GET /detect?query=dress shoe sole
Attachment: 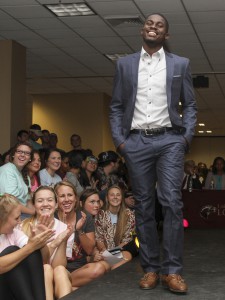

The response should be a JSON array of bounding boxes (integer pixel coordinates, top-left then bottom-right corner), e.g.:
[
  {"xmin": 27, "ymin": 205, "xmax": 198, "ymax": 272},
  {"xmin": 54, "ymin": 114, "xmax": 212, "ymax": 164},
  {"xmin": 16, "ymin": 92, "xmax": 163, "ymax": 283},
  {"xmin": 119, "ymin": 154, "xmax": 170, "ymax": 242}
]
[{"xmin": 162, "ymin": 282, "xmax": 187, "ymax": 293}]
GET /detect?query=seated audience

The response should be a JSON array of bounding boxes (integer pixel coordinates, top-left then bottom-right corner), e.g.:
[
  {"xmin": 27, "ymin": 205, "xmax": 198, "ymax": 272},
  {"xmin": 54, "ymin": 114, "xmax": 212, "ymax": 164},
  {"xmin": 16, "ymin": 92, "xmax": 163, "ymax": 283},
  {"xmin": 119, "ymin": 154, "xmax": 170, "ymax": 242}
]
[
  {"xmin": 39, "ymin": 148, "xmax": 62, "ymax": 187},
  {"xmin": 54, "ymin": 181, "xmax": 108, "ymax": 289},
  {"xmin": 28, "ymin": 124, "xmax": 43, "ymax": 150},
  {"xmin": 0, "ymin": 142, "xmax": 35, "ymax": 217},
  {"xmin": 95, "ymin": 185, "xmax": 137, "ymax": 269},
  {"xmin": 204, "ymin": 156, "xmax": 225, "ymax": 189},
  {"xmin": 21, "ymin": 186, "xmax": 74, "ymax": 300},
  {"xmin": 25, "ymin": 150, "xmax": 41, "ymax": 193},
  {"xmin": 79, "ymin": 155, "xmax": 98, "ymax": 189},
  {"xmin": 182, "ymin": 160, "xmax": 202, "ymax": 190},
  {"xmin": 0, "ymin": 193, "xmax": 54, "ymax": 300}
]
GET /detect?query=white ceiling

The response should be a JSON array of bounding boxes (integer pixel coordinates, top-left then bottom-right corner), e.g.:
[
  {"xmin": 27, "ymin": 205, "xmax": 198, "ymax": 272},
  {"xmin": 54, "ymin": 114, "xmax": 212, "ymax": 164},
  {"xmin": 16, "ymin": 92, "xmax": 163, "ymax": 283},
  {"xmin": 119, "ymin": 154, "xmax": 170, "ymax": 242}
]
[{"xmin": 0, "ymin": 0, "xmax": 225, "ymax": 136}]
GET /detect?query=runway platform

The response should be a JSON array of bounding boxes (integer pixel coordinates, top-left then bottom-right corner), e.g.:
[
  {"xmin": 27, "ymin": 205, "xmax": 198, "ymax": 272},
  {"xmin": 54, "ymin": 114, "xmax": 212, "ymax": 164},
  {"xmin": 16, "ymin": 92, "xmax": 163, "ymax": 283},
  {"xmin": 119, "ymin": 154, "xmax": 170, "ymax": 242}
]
[{"xmin": 61, "ymin": 229, "xmax": 225, "ymax": 300}]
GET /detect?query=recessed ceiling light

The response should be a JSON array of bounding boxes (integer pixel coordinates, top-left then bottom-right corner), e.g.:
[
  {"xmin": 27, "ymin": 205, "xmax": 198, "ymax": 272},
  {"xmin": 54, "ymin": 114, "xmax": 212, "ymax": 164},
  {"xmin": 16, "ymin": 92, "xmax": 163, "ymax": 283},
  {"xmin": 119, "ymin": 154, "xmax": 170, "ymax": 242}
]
[
  {"xmin": 105, "ymin": 53, "xmax": 128, "ymax": 62},
  {"xmin": 44, "ymin": 3, "xmax": 95, "ymax": 17},
  {"xmin": 198, "ymin": 131, "xmax": 204, "ymax": 133},
  {"xmin": 206, "ymin": 130, "xmax": 212, "ymax": 133},
  {"xmin": 198, "ymin": 123, "xmax": 205, "ymax": 126}
]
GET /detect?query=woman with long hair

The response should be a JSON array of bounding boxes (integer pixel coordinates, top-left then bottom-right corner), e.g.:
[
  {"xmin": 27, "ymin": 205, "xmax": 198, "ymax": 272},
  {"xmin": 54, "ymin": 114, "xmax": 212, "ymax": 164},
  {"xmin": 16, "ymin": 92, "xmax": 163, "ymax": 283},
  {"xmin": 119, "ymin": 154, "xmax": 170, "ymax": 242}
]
[
  {"xmin": 95, "ymin": 185, "xmax": 136, "ymax": 269},
  {"xmin": 79, "ymin": 188, "xmax": 110, "ymax": 270},
  {"xmin": 80, "ymin": 188, "xmax": 102, "ymax": 216},
  {"xmin": 204, "ymin": 156, "xmax": 225, "ymax": 189},
  {"xmin": 0, "ymin": 142, "xmax": 35, "ymax": 217},
  {"xmin": 21, "ymin": 186, "xmax": 74, "ymax": 300},
  {"xmin": 79, "ymin": 156, "xmax": 98, "ymax": 189},
  {"xmin": 26, "ymin": 150, "xmax": 41, "ymax": 192},
  {"xmin": 39, "ymin": 148, "xmax": 62, "ymax": 187},
  {"xmin": 54, "ymin": 181, "xmax": 108, "ymax": 289},
  {"xmin": 0, "ymin": 193, "xmax": 54, "ymax": 300}
]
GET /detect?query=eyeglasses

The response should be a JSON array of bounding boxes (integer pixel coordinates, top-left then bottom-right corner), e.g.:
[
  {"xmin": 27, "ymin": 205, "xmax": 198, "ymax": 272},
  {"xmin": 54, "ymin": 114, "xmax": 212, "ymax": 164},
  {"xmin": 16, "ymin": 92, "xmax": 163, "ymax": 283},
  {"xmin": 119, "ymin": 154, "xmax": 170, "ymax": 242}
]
[
  {"xmin": 16, "ymin": 150, "xmax": 31, "ymax": 156},
  {"xmin": 86, "ymin": 157, "xmax": 98, "ymax": 164}
]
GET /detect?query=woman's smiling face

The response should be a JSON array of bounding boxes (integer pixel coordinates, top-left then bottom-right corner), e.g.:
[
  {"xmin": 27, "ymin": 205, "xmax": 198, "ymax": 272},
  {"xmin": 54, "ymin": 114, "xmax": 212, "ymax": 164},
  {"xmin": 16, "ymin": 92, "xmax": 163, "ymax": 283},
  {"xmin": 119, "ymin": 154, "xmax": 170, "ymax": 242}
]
[
  {"xmin": 56, "ymin": 185, "xmax": 77, "ymax": 214},
  {"xmin": 34, "ymin": 189, "xmax": 57, "ymax": 218},
  {"xmin": 27, "ymin": 152, "xmax": 41, "ymax": 174},
  {"xmin": 46, "ymin": 151, "xmax": 61, "ymax": 172},
  {"xmin": 107, "ymin": 187, "xmax": 122, "ymax": 209},
  {"xmin": 83, "ymin": 193, "xmax": 101, "ymax": 216},
  {"xmin": 13, "ymin": 145, "xmax": 32, "ymax": 170}
]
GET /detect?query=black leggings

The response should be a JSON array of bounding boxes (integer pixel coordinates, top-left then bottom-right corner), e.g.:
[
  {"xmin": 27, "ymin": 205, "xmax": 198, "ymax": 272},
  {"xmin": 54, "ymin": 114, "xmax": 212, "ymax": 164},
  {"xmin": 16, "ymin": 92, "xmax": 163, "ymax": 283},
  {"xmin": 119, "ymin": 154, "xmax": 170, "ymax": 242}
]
[{"xmin": 0, "ymin": 246, "xmax": 46, "ymax": 300}]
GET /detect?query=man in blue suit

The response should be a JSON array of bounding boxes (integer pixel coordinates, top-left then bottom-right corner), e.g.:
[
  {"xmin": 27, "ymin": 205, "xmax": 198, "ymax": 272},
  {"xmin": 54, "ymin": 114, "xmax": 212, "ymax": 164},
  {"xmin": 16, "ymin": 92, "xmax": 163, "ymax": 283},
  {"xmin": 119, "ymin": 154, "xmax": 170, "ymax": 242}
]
[{"xmin": 110, "ymin": 13, "xmax": 197, "ymax": 294}]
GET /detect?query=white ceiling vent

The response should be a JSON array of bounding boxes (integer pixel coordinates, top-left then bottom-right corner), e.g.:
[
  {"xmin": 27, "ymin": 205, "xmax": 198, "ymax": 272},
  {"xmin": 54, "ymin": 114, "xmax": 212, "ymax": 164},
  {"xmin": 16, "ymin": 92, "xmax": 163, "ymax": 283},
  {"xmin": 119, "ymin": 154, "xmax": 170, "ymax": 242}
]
[{"xmin": 105, "ymin": 15, "xmax": 144, "ymax": 27}]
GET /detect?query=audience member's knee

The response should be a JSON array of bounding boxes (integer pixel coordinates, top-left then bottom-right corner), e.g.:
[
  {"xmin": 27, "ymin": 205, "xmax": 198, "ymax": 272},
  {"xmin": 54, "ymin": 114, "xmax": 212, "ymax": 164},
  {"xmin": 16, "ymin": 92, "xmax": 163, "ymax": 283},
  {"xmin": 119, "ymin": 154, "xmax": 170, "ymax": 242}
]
[
  {"xmin": 53, "ymin": 265, "xmax": 68, "ymax": 279},
  {"xmin": 90, "ymin": 262, "xmax": 106, "ymax": 279},
  {"xmin": 122, "ymin": 251, "xmax": 132, "ymax": 262}
]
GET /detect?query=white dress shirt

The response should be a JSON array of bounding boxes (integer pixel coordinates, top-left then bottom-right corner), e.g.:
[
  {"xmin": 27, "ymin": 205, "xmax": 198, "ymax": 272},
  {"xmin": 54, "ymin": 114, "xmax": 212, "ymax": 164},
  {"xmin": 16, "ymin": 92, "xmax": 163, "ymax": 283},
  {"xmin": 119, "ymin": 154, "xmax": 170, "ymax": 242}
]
[{"xmin": 131, "ymin": 47, "xmax": 172, "ymax": 129}]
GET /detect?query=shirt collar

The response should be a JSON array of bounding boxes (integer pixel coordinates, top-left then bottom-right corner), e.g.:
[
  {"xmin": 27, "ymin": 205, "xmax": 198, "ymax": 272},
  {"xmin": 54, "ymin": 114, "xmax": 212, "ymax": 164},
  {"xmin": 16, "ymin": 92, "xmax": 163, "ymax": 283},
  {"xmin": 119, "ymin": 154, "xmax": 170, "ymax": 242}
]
[{"xmin": 141, "ymin": 46, "xmax": 165, "ymax": 60}]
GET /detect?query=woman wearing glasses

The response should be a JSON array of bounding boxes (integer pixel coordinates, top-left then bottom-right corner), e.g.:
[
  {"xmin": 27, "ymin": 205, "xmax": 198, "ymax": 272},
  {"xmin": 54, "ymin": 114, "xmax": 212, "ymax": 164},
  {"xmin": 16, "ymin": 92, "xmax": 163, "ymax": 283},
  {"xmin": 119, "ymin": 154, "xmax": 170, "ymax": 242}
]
[
  {"xmin": 0, "ymin": 142, "xmax": 35, "ymax": 217},
  {"xmin": 79, "ymin": 155, "xmax": 99, "ymax": 190}
]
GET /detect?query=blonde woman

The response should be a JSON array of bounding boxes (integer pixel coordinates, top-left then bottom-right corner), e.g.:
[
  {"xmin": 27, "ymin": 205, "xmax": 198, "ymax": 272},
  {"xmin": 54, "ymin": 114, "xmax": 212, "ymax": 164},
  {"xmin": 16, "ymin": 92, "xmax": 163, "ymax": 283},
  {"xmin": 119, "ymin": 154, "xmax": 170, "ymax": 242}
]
[
  {"xmin": 21, "ymin": 186, "xmax": 74, "ymax": 300},
  {"xmin": 0, "ymin": 193, "xmax": 54, "ymax": 300},
  {"xmin": 54, "ymin": 181, "xmax": 108, "ymax": 289}
]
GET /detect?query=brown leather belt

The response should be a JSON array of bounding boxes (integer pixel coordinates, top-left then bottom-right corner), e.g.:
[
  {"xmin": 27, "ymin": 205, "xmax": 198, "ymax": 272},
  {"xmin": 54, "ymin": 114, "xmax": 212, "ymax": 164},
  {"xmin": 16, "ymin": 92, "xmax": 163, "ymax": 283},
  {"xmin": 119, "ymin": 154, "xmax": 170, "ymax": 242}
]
[{"xmin": 130, "ymin": 127, "xmax": 173, "ymax": 136}]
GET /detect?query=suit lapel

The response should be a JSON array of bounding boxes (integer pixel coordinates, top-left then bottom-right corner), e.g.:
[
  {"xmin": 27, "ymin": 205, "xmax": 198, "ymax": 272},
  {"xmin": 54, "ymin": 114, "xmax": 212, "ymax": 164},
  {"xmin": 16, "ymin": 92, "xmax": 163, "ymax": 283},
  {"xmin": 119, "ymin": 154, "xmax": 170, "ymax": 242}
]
[
  {"xmin": 166, "ymin": 52, "xmax": 174, "ymax": 109},
  {"xmin": 131, "ymin": 52, "xmax": 140, "ymax": 99}
]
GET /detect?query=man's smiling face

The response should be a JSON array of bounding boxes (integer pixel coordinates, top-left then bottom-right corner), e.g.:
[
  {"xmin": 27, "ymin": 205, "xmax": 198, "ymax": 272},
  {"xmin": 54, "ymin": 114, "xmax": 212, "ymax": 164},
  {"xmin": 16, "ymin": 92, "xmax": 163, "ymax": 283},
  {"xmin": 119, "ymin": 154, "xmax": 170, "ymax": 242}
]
[{"xmin": 141, "ymin": 14, "xmax": 169, "ymax": 47}]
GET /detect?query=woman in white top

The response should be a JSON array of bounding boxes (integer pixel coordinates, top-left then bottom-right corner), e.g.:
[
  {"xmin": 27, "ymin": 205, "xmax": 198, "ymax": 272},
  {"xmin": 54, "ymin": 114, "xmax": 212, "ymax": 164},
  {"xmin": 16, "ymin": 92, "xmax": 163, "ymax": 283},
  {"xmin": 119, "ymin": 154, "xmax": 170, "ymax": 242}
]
[
  {"xmin": 0, "ymin": 193, "xmax": 54, "ymax": 300},
  {"xmin": 39, "ymin": 148, "xmax": 62, "ymax": 187},
  {"xmin": 21, "ymin": 186, "xmax": 74, "ymax": 300}
]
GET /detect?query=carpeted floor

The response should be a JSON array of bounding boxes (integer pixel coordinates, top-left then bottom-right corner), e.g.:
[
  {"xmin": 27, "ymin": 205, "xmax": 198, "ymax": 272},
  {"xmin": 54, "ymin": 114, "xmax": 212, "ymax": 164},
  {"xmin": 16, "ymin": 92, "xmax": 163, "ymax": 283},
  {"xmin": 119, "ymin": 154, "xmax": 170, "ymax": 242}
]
[{"xmin": 60, "ymin": 229, "xmax": 225, "ymax": 300}]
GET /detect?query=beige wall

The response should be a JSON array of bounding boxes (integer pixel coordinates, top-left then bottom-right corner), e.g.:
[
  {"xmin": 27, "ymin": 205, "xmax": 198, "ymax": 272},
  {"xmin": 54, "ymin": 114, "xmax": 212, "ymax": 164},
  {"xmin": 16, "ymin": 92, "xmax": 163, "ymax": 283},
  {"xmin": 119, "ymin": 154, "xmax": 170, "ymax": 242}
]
[
  {"xmin": 32, "ymin": 93, "xmax": 115, "ymax": 156},
  {"xmin": 186, "ymin": 136, "xmax": 225, "ymax": 167},
  {"xmin": 0, "ymin": 40, "xmax": 26, "ymax": 153}
]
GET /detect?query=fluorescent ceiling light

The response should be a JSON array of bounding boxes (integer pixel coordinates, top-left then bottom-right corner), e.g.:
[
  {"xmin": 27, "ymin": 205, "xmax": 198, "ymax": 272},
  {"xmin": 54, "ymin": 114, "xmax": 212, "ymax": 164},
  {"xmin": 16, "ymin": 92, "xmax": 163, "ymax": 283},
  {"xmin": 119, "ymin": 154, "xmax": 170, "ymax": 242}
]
[
  {"xmin": 198, "ymin": 131, "xmax": 204, "ymax": 133},
  {"xmin": 198, "ymin": 123, "xmax": 205, "ymax": 126},
  {"xmin": 105, "ymin": 53, "xmax": 128, "ymax": 62},
  {"xmin": 45, "ymin": 3, "xmax": 95, "ymax": 17},
  {"xmin": 105, "ymin": 15, "xmax": 144, "ymax": 27},
  {"xmin": 206, "ymin": 130, "xmax": 212, "ymax": 133}
]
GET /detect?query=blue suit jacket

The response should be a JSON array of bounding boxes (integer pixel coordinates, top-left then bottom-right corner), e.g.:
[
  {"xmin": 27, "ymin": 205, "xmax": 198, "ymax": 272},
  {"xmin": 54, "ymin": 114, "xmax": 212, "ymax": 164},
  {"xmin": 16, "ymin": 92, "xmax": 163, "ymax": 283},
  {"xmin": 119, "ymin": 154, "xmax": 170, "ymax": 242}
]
[{"xmin": 109, "ymin": 51, "xmax": 197, "ymax": 149}]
